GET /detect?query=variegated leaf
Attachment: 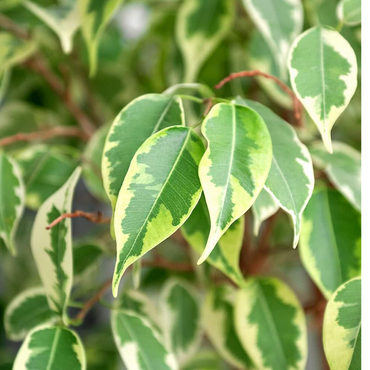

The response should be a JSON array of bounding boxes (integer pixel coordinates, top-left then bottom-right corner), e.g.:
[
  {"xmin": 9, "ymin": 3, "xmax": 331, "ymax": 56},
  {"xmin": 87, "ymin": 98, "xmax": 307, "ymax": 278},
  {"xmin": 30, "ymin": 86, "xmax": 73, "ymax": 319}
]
[
  {"xmin": 161, "ymin": 279, "xmax": 202, "ymax": 366},
  {"xmin": 24, "ymin": 0, "xmax": 80, "ymax": 54},
  {"xmin": 176, "ymin": 0, "xmax": 234, "ymax": 82},
  {"xmin": 338, "ymin": 0, "xmax": 361, "ymax": 26},
  {"xmin": 182, "ymin": 195, "xmax": 245, "ymax": 285},
  {"xmin": 198, "ymin": 103, "xmax": 272, "ymax": 264},
  {"xmin": 111, "ymin": 310, "xmax": 178, "ymax": 370},
  {"xmin": 242, "ymin": 0, "xmax": 303, "ymax": 80},
  {"xmin": 237, "ymin": 99, "xmax": 315, "ymax": 247},
  {"xmin": 4, "ymin": 287, "xmax": 56, "ymax": 341},
  {"xmin": 73, "ymin": 243, "xmax": 103, "ymax": 281},
  {"xmin": 112, "ymin": 127, "xmax": 204, "ymax": 297},
  {"xmin": 102, "ymin": 94, "xmax": 185, "ymax": 217},
  {"xmin": 252, "ymin": 188, "xmax": 279, "ymax": 236},
  {"xmin": 203, "ymin": 285, "xmax": 254, "ymax": 370},
  {"xmin": 80, "ymin": 0, "xmax": 121, "ymax": 76},
  {"xmin": 235, "ymin": 277, "xmax": 308, "ymax": 370},
  {"xmin": 31, "ymin": 167, "xmax": 81, "ymax": 321},
  {"xmin": 310, "ymin": 141, "xmax": 361, "ymax": 211},
  {"xmin": 299, "ymin": 189, "xmax": 361, "ymax": 299},
  {"xmin": 323, "ymin": 277, "xmax": 361, "ymax": 370},
  {"xmin": 13, "ymin": 325, "xmax": 86, "ymax": 370},
  {"xmin": 0, "ymin": 152, "xmax": 25, "ymax": 255},
  {"xmin": 288, "ymin": 27, "xmax": 358, "ymax": 153}
]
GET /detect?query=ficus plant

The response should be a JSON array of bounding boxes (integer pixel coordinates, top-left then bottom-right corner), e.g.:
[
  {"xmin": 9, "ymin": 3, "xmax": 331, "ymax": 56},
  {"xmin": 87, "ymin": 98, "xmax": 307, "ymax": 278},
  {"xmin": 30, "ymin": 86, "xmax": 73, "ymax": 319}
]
[{"xmin": 0, "ymin": 0, "xmax": 361, "ymax": 369}]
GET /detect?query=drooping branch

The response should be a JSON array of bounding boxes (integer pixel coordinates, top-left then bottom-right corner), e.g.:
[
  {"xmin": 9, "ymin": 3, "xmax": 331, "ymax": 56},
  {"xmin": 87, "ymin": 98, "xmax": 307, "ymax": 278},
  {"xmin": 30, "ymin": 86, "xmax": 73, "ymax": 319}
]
[
  {"xmin": 0, "ymin": 127, "xmax": 88, "ymax": 147},
  {"xmin": 215, "ymin": 70, "xmax": 303, "ymax": 126}
]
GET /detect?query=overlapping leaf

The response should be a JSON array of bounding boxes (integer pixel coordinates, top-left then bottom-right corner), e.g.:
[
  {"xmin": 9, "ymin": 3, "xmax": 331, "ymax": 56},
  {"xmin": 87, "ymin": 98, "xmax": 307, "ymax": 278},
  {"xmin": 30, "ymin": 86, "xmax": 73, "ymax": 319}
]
[
  {"xmin": 31, "ymin": 167, "xmax": 81, "ymax": 321},
  {"xmin": 235, "ymin": 277, "xmax": 307, "ymax": 370},
  {"xmin": 4, "ymin": 287, "xmax": 56, "ymax": 341},
  {"xmin": 13, "ymin": 325, "xmax": 86, "ymax": 370},
  {"xmin": 237, "ymin": 99, "xmax": 314, "ymax": 247},
  {"xmin": 0, "ymin": 152, "xmax": 25, "ymax": 255},
  {"xmin": 111, "ymin": 310, "xmax": 177, "ymax": 370},
  {"xmin": 176, "ymin": 0, "xmax": 234, "ymax": 82},
  {"xmin": 338, "ymin": 0, "xmax": 361, "ymax": 26},
  {"xmin": 288, "ymin": 27, "xmax": 358, "ymax": 153},
  {"xmin": 73, "ymin": 243, "xmax": 103, "ymax": 280},
  {"xmin": 323, "ymin": 277, "xmax": 361, "ymax": 370},
  {"xmin": 198, "ymin": 103, "xmax": 272, "ymax": 263},
  {"xmin": 112, "ymin": 127, "xmax": 204, "ymax": 297},
  {"xmin": 182, "ymin": 195, "xmax": 245, "ymax": 285},
  {"xmin": 300, "ymin": 189, "xmax": 361, "ymax": 299},
  {"xmin": 310, "ymin": 141, "xmax": 361, "ymax": 211},
  {"xmin": 203, "ymin": 285, "xmax": 254, "ymax": 370}
]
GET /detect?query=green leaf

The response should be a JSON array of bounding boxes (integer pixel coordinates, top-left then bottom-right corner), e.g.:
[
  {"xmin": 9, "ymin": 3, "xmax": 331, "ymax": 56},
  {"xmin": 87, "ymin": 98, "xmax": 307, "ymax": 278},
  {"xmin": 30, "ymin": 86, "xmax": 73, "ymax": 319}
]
[
  {"xmin": 13, "ymin": 325, "xmax": 86, "ymax": 370},
  {"xmin": 4, "ymin": 287, "xmax": 56, "ymax": 341},
  {"xmin": 111, "ymin": 310, "xmax": 177, "ymax": 370},
  {"xmin": 310, "ymin": 141, "xmax": 361, "ymax": 211},
  {"xmin": 323, "ymin": 277, "xmax": 361, "ymax": 370},
  {"xmin": 31, "ymin": 167, "xmax": 81, "ymax": 322},
  {"xmin": 198, "ymin": 103, "xmax": 272, "ymax": 264},
  {"xmin": 176, "ymin": 0, "xmax": 234, "ymax": 82},
  {"xmin": 102, "ymin": 94, "xmax": 185, "ymax": 217},
  {"xmin": 80, "ymin": 0, "xmax": 121, "ymax": 76},
  {"xmin": 288, "ymin": 27, "xmax": 358, "ymax": 153},
  {"xmin": 73, "ymin": 243, "xmax": 103, "ymax": 280},
  {"xmin": 0, "ymin": 68, "xmax": 11, "ymax": 103},
  {"xmin": 338, "ymin": 0, "xmax": 361, "ymax": 26},
  {"xmin": 0, "ymin": 32, "xmax": 36, "ymax": 76},
  {"xmin": 237, "ymin": 99, "xmax": 315, "ymax": 247},
  {"xmin": 15, "ymin": 144, "xmax": 79, "ymax": 210},
  {"xmin": 182, "ymin": 195, "xmax": 245, "ymax": 285},
  {"xmin": 0, "ymin": 152, "xmax": 25, "ymax": 255},
  {"xmin": 305, "ymin": 0, "xmax": 338, "ymax": 27},
  {"xmin": 252, "ymin": 188, "xmax": 279, "ymax": 236},
  {"xmin": 235, "ymin": 277, "xmax": 307, "ymax": 370},
  {"xmin": 112, "ymin": 126, "xmax": 205, "ymax": 297},
  {"xmin": 163, "ymin": 83, "xmax": 215, "ymax": 99},
  {"xmin": 24, "ymin": 0, "xmax": 80, "ymax": 54},
  {"xmin": 161, "ymin": 279, "xmax": 202, "ymax": 366},
  {"xmin": 82, "ymin": 124, "xmax": 110, "ymax": 203},
  {"xmin": 299, "ymin": 188, "xmax": 361, "ymax": 299},
  {"xmin": 203, "ymin": 285, "xmax": 255, "ymax": 370},
  {"xmin": 242, "ymin": 0, "xmax": 303, "ymax": 79}
]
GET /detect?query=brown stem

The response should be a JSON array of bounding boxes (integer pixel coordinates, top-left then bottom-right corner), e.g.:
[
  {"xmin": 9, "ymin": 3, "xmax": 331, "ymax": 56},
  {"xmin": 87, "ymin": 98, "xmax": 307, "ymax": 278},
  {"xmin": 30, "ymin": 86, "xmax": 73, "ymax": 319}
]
[
  {"xmin": 215, "ymin": 70, "xmax": 303, "ymax": 126},
  {"xmin": 45, "ymin": 211, "xmax": 111, "ymax": 230},
  {"xmin": 0, "ymin": 13, "xmax": 29, "ymax": 40},
  {"xmin": 0, "ymin": 127, "xmax": 88, "ymax": 147}
]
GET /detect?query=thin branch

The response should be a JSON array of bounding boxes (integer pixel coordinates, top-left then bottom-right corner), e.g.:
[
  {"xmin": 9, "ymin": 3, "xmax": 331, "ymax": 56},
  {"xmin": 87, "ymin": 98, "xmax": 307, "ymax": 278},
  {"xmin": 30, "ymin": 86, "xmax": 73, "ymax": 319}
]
[
  {"xmin": 0, "ymin": 127, "xmax": 88, "ymax": 147},
  {"xmin": 215, "ymin": 70, "xmax": 304, "ymax": 126},
  {"xmin": 0, "ymin": 12, "xmax": 29, "ymax": 40},
  {"xmin": 45, "ymin": 211, "xmax": 111, "ymax": 230}
]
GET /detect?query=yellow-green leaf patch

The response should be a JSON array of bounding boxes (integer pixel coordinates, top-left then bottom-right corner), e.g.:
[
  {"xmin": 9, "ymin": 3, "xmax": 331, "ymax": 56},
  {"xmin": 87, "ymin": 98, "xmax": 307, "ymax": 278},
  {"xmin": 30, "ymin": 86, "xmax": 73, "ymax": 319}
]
[{"xmin": 337, "ymin": 0, "xmax": 361, "ymax": 26}]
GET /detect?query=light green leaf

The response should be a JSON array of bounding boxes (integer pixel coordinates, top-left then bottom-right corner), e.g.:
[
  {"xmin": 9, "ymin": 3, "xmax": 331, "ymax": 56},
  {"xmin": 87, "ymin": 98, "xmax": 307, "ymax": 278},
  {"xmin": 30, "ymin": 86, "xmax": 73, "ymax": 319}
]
[
  {"xmin": 235, "ymin": 277, "xmax": 308, "ymax": 370},
  {"xmin": 31, "ymin": 167, "xmax": 81, "ymax": 322},
  {"xmin": 15, "ymin": 144, "xmax": 79, "ymax": 210},
  {"xmin": 310, "ymin": 141, "xmax": 361, "ymax": 211},
  {"xmin": 338, "ymin": 0, "xmax": 361, "ymax": 26},
  {"xmin": 80, "ymin": 0, "xmax": 121, "ymax": 76},
  {"xmin": 132, "ymin": 260, "xmax": 142, "ymax": 290},
  {"xmin": 203, "ymin": 285, "xmax": 254, "ymax": 370},
  {"xmin": 82, "ymin": 124, "xmax": 110, "ymax": 203},
  {"xmin": 0, "ymin": 68, "xmax": 11, "ymax": 103},
  {"xmin": 237, "ymin": 99, "xmax": 315, "ymax": 247},
  {"xmin": 0, "ymin": 32, "xmax": 36, "ymax": 75},
  {"xmin": 198, "ymin": 103, "xmax": 272, "ymax": 264},
  {"xmin": 288, "ymin": 27, "xmax": 358, "ymax": 153},
  {"xmin": 102, "ymin": 94, "xmax": 185, "ymax": 217},
  {"xmin": 112, "ymin": 126, "xmax": 205, "ymax": 297},
  {"xmin": 73, "ymin": 243, "xmax": 103, "ymax": 280},
  {"xmin": 323, "ymin": 277, "xmax": 361, "ymax": 370},
  {"xmin": 299, "ymin": 188, "xmax": 361, "ymax": 299},
  {"xmin": 24, "ymin": 0, "xmax": 80, "ymax": 54},
  {"xmin": 242, "ymin": 0, "xmax": 303, "ymax": 79},
  {"xmin": 13, "ymin": 325, "xmax": 86, "ymax": 370},
  {"xmin": 4, "ymin": 287, "xmax": 56, "ymax": 341},
  {"xmin": 0, "ymin": 152, "xmax": 25, "ymax": 255},
  {"xmin": 252, "ymin": 188, "xmax": 279, "ymax": 236},
  {"xmin": 176, "ymin": 0, "xmax": 234, "ymax": 82},
  {"xmin": 161, "ymin": 279, "xmax": 202, "ymax": 366},
  {"xmin": 111, "ymin": 310, "xmax": 178, "ymax": 370},
  {"xmin": 182, "ymin": 195, "xmax": 245, "ymax": 285}
]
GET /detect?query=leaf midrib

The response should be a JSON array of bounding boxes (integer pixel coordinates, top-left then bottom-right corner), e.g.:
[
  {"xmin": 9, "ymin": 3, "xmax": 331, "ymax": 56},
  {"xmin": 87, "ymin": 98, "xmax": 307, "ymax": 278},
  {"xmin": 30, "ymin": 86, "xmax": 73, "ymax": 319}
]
[{"xmin": 45, "ymin": 327, "xmax": 61, "ymax": 370}]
